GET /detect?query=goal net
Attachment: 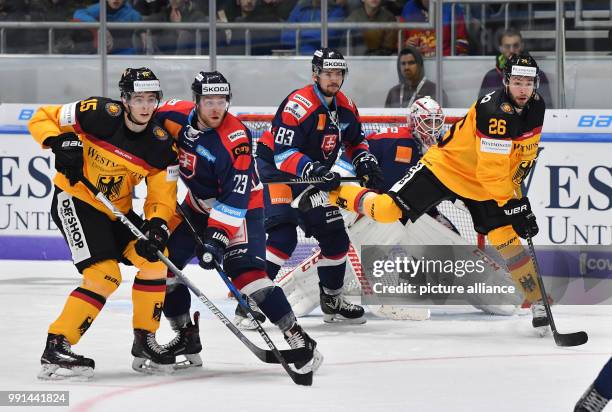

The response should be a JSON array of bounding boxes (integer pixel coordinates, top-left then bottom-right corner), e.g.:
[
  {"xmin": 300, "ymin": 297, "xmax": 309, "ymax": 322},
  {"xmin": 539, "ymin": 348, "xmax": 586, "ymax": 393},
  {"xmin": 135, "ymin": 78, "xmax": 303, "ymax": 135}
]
[{"xmin": 237, "ymin": 113, "xmax": 485, "ymax": 279}]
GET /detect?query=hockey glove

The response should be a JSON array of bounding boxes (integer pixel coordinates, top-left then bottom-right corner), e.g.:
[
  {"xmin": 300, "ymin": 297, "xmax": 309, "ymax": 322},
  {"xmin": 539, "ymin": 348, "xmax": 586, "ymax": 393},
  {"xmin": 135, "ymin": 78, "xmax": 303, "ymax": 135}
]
[
  {"xmin": 296, "ymin": 186, "xmax": 329, "ymax": 213},
  {"xmin": 197, "ymin": 228, "xmax": 229, "ymax": 270},
  {"xmin": 302, "ymin": 161, "xmax": 341, "ymax": 192},
  {"xmin": 45, "ymin": 132, "xmax": 84, "ymax": 186},
  {"xmin": 503, "ymin": 198, "xmax": 539, "ymax": 239},
  {"xmin": 135, "ymin": 218, "xmax": 170, "ymax": 262},
  {"xmin": 353, "ymin": 153, "xmax": 384, "ymax": 190}
]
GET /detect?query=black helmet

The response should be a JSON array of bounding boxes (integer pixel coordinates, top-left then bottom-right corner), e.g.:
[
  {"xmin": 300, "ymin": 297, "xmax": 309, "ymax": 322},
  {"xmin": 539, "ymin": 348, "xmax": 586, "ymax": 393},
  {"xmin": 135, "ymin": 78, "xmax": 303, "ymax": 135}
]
[
  {"xmin": 503, "ymin": 54, "xmax": 540, "ymax": 89},
  {"xmin": 118, "ymin": 67, "xmax": 162, "ymax": 100},
  {"xmin": 312, "ymin": 47, "xmax": 348, "ymax": 76},
  {"xmin": 191, "ymin": 70, "xmax": 231, "ymax": 103}
]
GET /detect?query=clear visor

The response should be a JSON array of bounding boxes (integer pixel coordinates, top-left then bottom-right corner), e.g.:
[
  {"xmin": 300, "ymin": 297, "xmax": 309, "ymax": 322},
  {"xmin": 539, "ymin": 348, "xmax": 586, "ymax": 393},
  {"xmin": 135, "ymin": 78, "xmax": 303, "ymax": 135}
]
[
  {"xmin": 126, "ymin": 92, "xmax": 161, "ymax": 109},
  {"xmin": 412, "ymin": 112, "xmax": 446, "ymax": 148},
  {"xmin": 198, "ymin": 96, "xmax": 229, "ymax": 110}
]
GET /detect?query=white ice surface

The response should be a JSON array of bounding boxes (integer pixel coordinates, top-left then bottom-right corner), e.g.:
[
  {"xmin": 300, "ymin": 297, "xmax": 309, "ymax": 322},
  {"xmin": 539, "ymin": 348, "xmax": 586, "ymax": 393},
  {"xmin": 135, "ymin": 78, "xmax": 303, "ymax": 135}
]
[{"xmin": 1, "ymin": 260, "xmax": 610, "ymax": 412}]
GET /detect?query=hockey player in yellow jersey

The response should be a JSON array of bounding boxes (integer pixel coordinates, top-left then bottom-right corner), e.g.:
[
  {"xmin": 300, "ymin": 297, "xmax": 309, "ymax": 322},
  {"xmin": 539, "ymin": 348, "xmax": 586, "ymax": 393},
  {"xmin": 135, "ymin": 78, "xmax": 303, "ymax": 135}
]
[
  {"xmin": 28, "ymin": 68, "xmax": 180, "ymax": 379},
  {"xmin": 329, "ymin": 54, "xmax": 550, "ymax": 332}
]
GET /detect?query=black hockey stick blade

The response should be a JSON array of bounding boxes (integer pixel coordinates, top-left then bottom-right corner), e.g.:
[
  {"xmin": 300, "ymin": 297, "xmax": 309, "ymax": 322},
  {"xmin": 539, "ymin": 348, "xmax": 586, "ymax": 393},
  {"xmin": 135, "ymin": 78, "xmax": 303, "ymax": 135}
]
[
  {"xmin": 553, "ymin": 331, "xmax": 589, "ymax": 347},
  {"xmin": 526, "ymin": 236, "xmax": 588, "ymax": 347}
]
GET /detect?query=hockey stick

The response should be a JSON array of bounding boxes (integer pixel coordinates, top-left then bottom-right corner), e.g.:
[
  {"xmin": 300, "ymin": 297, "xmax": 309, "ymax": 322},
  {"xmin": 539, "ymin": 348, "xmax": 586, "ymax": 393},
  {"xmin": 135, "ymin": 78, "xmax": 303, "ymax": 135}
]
[
  {"xmin": 78, "ymin": 177, "xmax": 312, "ymax": 385},
  {"xmin": 262, "ymin": 176, "xmax": 360, "ymax": 185},
  {"xmin": 526, "ymin": 235, "xmax": 588, "ymax": 347},
  {"xmin": 175, "ymin": 203, "xmax": 314, "ymax": 385}
]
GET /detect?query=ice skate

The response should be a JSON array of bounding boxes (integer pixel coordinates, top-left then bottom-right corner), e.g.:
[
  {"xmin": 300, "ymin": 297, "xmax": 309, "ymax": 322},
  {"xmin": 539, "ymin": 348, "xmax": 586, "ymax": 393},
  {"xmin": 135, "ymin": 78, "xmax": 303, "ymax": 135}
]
[
  {"xmin": 165, "ymin": 312, "xmax": 203, "ymax": 369},
  {"xmin": 284, "ymin": 323, "xmax": 323, "ymax": 374},
  {"xmin": 320, "ymin": 285, "xmax": 366, "ymax": 324},
  {"xmin": 574, "ymin": 384, "xmax": 609, "ymax": 412},
  {"xmin": 165, "ymin": 312, "xmax": 203, "ymax": 370},
  {"xmin": 531, "ymin": 299, "xmax": 550, "ymax": 337},
  {"xmin": 131, "ymin": 329, "xmax": 175, "ymax": 375},
  {"xmin": 233, "ymin": 296, "xmax": 266, "ymax": 330},
  {"xmin": 38, "ymin": 334, "xmax": 95, "ymax": 381}
]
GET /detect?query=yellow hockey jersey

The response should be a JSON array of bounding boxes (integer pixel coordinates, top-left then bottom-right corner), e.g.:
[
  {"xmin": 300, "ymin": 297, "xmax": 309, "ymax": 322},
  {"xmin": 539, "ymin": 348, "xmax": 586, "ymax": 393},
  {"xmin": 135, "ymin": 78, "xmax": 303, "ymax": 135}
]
[
  {"xmin": 28, "ymin": 97, "xmax": 179, "ymax": 222},
  {"xmin": 421, "ymin": 89, "xmax": 545, "ymax": 206}
]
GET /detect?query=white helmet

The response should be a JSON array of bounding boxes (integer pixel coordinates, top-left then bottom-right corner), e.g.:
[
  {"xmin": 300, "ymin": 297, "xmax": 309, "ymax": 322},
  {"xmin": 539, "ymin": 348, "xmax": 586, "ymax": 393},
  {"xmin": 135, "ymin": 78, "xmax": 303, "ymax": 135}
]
[{"xmin": 408, "ymin": 96, "xmax": 445, "ymax": 150}]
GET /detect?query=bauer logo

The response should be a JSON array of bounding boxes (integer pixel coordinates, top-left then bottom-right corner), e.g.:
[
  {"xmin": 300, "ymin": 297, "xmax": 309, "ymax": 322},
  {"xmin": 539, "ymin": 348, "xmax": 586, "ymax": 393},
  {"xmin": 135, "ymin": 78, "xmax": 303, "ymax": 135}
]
[
  {"xmin": 503, "ymin": 204, "xmax": 527, "ymax": 216},
  {"xmin": 201, "ymin": 84, "xmax": 230, "ymax": 95},
  {"xmin": 480, "ymin": 137, "xmax": 512, "ymax": 154}
]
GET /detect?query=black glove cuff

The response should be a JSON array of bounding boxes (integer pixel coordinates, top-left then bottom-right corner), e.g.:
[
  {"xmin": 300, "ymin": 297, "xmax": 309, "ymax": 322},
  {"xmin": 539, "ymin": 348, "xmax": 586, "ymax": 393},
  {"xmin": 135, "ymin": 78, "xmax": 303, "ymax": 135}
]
[
  {"xmin": 146, "ymin": 217, "xmax": 169, "ymax": 237},
  {"xmin": 204, "ymin": 227, "xmax": 230, "ymax": 248},
  {"xmin": 351, "ymin": 152, "xmax": 377, "ymax": 168}
]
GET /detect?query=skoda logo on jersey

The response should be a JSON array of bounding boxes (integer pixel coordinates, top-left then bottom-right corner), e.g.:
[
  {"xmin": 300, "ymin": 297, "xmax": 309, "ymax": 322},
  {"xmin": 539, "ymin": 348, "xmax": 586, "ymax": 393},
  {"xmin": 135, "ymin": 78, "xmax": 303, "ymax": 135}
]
[
  {"xmin": 321, "ymin": 134, "xmax": 338, "ymax": 159},
  {"xmin": 201, "ymin": 84, "xmax": 230, "ymax": 95}
]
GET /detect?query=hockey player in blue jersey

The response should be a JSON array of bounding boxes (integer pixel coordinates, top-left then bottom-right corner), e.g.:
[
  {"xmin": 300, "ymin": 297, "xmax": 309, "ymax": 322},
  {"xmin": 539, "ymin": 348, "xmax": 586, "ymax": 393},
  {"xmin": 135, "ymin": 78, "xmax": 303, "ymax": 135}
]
[
  {"xmin": 256, "ymin": 48, "xmax": 384, "ymax": 324},
  {"xmin": 155, "ymin": 71, "xmax": 322, "ymax": 373}
]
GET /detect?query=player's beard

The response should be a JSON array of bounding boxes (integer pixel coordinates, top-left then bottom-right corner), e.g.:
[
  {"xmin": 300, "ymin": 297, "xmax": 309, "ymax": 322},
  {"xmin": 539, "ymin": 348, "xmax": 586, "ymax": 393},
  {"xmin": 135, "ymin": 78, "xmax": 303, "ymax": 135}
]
[
  {"xmin": 197, "ymin": 110, "xmax": 225, "ymax": 129},
  {"xmin": 320, "ymin": 83, "xmax": 340, "ymax": 97}
]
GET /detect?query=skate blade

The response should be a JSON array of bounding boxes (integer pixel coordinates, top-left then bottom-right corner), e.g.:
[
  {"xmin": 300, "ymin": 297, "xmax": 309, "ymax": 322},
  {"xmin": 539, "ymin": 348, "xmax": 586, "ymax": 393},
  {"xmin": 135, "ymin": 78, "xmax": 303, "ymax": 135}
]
[
  {"xmin": 323, "ymin": 313, "xmax": 367, "ymax": 324},
  {"xmin": 293, "ymin": 350, "xmax": 324, "ymax": 375},
  {"xmin": 38, "ymin": 364, "xmax": 94, "ymax": 381},
  {"xmin": 173, "ymin": 354, "xmax": 203, "ymax": 370},
  {"xmin": 534, "ymin": 325, "xmax": 550, "ymax": 338},
  {"xmin": 233, "ymin": 316, "xmax": 259, "ymax": 331},
  {"xmin": 132, "ymin": 357, "xmax": 175, "ymax": 375}
]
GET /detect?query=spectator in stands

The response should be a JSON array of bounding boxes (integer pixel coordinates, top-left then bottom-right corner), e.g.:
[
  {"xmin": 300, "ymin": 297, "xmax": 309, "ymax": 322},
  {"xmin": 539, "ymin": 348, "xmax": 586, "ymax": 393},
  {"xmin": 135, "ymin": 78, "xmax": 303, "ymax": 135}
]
[
  {"xmin": 133, "ymin": 0, "xmax": 169, "ymax": 16},
  {"xmin": 281, "ymin": 0, "xmax": 346, "ymax": 55},
  {"xmin": 478, "ymin": 28, "xmax": 553, "ymax": 107},
  {"xmin": 345, "ymin": 0, "xmax": 397, "ymax": 55},
  {"xmin": 27, "ymin": 0, "xmax": 82, "ymax": 54},
  {"xmin": 384, "ymin": 0, "xmax": 408, "ymax": 17},
  {"xmin": 73, "ymin": 0, "xmax": 144, "ymax": 54},
  {"xmin": 221, "ymin": 0, "xmax": 283, "ymax": 55},
  {"xmin": 143, "ymin": 0, "xmax": 206, "ymax": 54},
  {"xmin": 263, "ymin": 0, "xmax": 298, "ymax": 20},
  {"xmin": 385, "ymin": 46, "xmax": 447, "ymax": 107},
  {"xmin": 0, "ymin": 0, "xmax": 29, "ymax": 53},
  {"xmin": 400, "ymin": 0, "xmax": 469, "ymax": 56}
]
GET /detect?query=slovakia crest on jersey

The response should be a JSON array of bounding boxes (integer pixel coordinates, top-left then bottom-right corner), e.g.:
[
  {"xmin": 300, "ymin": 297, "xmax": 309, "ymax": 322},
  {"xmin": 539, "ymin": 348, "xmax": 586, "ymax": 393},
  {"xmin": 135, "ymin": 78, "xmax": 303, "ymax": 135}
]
[
  {"xmin": 179, "ymin": 149, "xmax": 196, "ymax": 178},
  {"xmin": 321, "ymin": 134, "xmax": 338, "ymax": 159}
]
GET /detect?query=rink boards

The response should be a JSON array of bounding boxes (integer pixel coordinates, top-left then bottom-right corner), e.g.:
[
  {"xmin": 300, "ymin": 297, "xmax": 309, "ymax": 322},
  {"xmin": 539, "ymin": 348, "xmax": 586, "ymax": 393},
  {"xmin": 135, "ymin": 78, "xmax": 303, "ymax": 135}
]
[{"xmin": 0, "ymin": 104, "xmax": 610, "ymax": 280}]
